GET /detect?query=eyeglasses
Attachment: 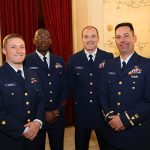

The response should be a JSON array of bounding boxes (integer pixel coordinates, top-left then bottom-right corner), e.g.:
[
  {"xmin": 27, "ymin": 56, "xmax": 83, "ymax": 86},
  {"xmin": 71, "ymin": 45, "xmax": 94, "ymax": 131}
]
[{"xmin": 35, "ymin": 35, "xmax": 50, "ymax": 40}]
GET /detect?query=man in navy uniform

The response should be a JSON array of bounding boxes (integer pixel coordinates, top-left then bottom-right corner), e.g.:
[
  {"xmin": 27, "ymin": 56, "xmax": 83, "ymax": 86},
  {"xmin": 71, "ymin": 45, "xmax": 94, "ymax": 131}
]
[
  {"xmin": 25, "ymin": 28, "xmax": 68, "ymax": 150},
  {"xmin": 67, "ymin": 26, "xmax": 113, "ymax": 150},
  {"xmin": 0, "ymin": 33, "xmax": 45, "ymax": 150},
  {"xmin": 99, "ymin": 22, "xmax": 150, "ymax": 150}
]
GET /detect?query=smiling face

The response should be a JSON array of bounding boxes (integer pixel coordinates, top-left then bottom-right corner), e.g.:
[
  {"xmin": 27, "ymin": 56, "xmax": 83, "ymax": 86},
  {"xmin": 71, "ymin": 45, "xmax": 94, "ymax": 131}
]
[
  {"xmin": 3, "ymin": 37, "xmax": 26, "ymax": 67},
  {"xmin": 115, "ymin": 26, "xmax": 137, "ymax": 58},
  {"xmin": 82, "ymin": 26, "xmax": 99, "ymax": 53},
  {"xmin": 33, "ymin": 29, "xmax": 51, "ymax": 55}
]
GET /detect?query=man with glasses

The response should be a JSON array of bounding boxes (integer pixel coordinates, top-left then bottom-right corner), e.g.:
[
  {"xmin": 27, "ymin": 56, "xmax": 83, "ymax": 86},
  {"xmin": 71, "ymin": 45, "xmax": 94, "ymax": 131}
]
[{"xmin": 25, "ymin": 28, "xmax": 68, "ymax": 150}]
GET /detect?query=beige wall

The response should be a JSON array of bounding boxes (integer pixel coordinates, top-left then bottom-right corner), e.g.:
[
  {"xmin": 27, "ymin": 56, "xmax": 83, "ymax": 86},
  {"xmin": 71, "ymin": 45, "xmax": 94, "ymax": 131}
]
[{"xmin": 72, "ymin": 0, "xmax": 150, "ymax": 58}]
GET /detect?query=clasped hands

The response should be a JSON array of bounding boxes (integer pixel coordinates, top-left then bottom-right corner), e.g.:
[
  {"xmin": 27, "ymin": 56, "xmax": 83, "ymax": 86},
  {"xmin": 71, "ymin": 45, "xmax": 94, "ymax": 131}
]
[
  {"xmin": 108, "ymin": 115, "xmax": 125, "ymax": 131},
  {"xmin": 45, "ymin": 109, "xmax": 60, "ymax": 124},
  {"xmin": 23, "ymin": 121, "xmax": 41, "ymax": 141}
]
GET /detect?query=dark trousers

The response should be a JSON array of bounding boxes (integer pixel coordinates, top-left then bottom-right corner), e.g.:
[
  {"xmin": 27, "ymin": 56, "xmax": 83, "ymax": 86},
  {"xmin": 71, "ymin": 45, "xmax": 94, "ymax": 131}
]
[
  {"xmin": 38, "ymin": 125, "xmax": 65, "ymax": 150},
  {"xmin": 75, "ymin": 126, "xmax": 109, "ymax": 150},
  {"xmin": 0, "ymin": 132, "xmax": 40, "ymax": 150}
]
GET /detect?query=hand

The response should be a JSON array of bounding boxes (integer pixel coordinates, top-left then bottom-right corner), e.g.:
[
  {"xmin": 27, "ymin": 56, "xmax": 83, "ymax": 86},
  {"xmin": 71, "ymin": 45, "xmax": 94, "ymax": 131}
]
[
  {"xmin": 108, "ymin": 115, "xmax": 125, "ymax": 131},
  {"xmin": 23, "ymin": 121, "xmax": 40, "ymax": 141},
  {"xmin": 45, "ymin": 109, "xmax": 60, "ymax": 124}
]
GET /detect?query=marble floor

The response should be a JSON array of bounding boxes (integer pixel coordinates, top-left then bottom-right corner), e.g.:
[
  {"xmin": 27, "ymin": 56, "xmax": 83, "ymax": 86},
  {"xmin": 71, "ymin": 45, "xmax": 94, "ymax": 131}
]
[{"xmin": 45, "ymin": 126, "xmax": 99, "ymax": 150}]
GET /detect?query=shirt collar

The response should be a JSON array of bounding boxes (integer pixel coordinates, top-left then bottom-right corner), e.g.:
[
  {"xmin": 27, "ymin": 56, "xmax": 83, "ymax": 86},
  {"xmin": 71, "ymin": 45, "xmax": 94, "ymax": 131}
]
[
  {"xmin": 36, "ymin": 50, "xmax": 50, "ymax": 61},
  {"xmin": 84, "ymin": 49, "xmax": 97, "ymax": 60},
  {"xmin": 120, "ymin": 52, "xmax": 134, "ymax": 65}
]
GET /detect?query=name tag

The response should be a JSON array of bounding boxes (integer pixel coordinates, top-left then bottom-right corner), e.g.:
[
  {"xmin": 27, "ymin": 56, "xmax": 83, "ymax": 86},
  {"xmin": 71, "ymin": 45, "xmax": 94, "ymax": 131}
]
[
  {"xmin": 5, "ymin": 83, "xmax": 16, "ymax": 87},
  {"xmin": 29, "ymin": 66, "xmax": 39, "ymax": 70}
]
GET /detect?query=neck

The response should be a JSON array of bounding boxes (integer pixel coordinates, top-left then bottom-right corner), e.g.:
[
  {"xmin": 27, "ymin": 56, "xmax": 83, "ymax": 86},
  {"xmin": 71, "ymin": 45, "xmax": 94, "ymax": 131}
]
[{"xmin": 7, "ymin": 61, "xmax": 23, "ymax": 70}]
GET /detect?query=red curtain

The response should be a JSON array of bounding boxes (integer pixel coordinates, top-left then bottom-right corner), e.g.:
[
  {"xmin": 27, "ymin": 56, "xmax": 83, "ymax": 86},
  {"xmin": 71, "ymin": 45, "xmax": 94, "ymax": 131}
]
[
  {"xmin": 0, "ymin": 0, "xmax": 38, "ymax": 55},
  {"xmin": 41, "ymin": 0, "xmax": 73, "ymax": 62},
  {"xmin": 42, "ymin": 0, "xmax": 73, "ymax": 125}
]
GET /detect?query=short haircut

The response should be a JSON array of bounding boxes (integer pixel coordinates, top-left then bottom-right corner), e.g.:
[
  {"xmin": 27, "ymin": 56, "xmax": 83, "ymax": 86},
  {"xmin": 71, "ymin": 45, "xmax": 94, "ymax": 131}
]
[
  {"xmin": 115, "ymin": 22, "xmax": 134, "ymax": 33},
  {"xmin": 34, "ymin": 28, "xmax": 50, "ymax": 37},
  {"xmin": 3, "ymin": 33, "xmax": 24, "ymax": 48},
  {"xmin": 82, "ymin": 26, "xmax": 99, "ymax": 37}
]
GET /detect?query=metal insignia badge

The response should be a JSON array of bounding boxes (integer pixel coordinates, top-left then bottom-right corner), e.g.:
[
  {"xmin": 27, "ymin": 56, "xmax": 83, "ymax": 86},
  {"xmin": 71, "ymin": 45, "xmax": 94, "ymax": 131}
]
[
  {"xmin": 30, "ymin": 78, "xmax": 38, "ymax": 83},
  {"xmin": 55, "ymin": 63, "xmax": 62, "ymax": 68},
  {"xmin": 128, "ymin": 66, "xmax": 142, "ymax": 75}
]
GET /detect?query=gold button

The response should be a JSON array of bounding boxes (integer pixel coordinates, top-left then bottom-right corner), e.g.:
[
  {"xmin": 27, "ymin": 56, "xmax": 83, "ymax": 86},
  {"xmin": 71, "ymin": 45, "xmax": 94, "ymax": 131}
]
[
  {"xmin": 139, "ymin": 123, "xmax": 142, "ymax": 126},
  {"xmin": 131, "ymin": 116, "xmax": 135, "ymax": 120},
  {"xmin": 26, "ymin": 101, "xmax": 29, "ymax": 105},
  {"xmin": 49, "ymin": 82, "xmax": 52, "ymax": 85},
  {"xmin": 24, "ymin": 93, "xmax": 28, "ymax": 96},
  {"xmin": 90, "ymin": 100, "xmax": 93, "ymax": 103},
  {"xmin": 119, "ymin": 81, "xmax": 122, "ymax": 85},
  {"xmin": 132, "ymin": 87, "xmax": 135, "ymax": 90},
  {"xmin": 27, "ymin": 111, "xmax": 31, "ymax": 114},
  {"xmin": 118, "ymin": 92, "xmax": 121, "ymax": 95},
  {"xmin": 135, "ymin": 114, "xmax": 139, "ymax": 118},
  {"xmin": 90, "ymin": 91, "xmax": 93, "ymax": 94},
  {"xmin": 49, "ymin": 99, "xmax": 53, "ymax": 102},
  {"xmin": 27, "ymin": 119, "xmax": 31, "ymax": 122},
  {"xmin": 48, "ymin": 73, "xmax": 50, "ymax": 77},
  {"xmin": 1, "ymin": 121, "xmax": 6, "ymax": 125},
  {"xmin": 89, "ymin": 73, "xmax": 93, "ymax": 76},
  {"xmin": 50, "ymin": 91, "xmax": 53, "ymax": 94},
  {"xmin": 90, "ymin": 82, "xmax": 93, "ymax": 85},
  {"xmin": 133, "ymin": 81, "xmax": 136, "ymax": 84},
  {"xmin": 117, "ymin": 102, "xmax": 121, "ymax": 106},
  {"xmin": 11, "ymin": 93, "xmax": 14, "ymax": 96}
]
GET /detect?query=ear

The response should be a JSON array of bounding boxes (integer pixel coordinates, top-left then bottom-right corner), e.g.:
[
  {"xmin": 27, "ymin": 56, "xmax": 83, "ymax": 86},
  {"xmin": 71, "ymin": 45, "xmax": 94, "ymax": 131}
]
[
  {"xmin": 133, "ymin": 34, "xmax": 137, "ymax": 43},
  {"xmin": 33, "ymin": 38, "xmax": 36, "ymax": 44},
  {"xmin": 2, "ymin": 48, "xmax": 6, "ymax": 55},
  {"xmin": 50, "ymin": 38, "xmax": 52, "ymax": 45}
]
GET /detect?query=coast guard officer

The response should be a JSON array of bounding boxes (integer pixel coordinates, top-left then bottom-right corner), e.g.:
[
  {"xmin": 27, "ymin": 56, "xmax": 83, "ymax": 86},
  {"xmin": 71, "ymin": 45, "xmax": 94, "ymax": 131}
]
[
  {"xmin": 67, "ymin": 26, "xmax": 113, "ymax": 150},
  {"xmin": 99, "ymin": 22, "xmax": 150, "ymax": 150},
  {"xmin": 25, "ymin": 28, "xmax": 68, "ymax": 150},
  {"xmin": 0, "ymin": 33, "xmax": 45, "ymax": 150}
]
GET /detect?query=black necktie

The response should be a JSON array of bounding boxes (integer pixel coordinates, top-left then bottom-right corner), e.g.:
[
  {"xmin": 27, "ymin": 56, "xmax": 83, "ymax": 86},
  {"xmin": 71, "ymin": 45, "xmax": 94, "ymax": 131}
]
[
  {"xmin": 17, "ymin": 70, "xmax": 25, "ymax": 82},
  {"xmin": 43, "ymin": 56, "xmax": 48, "ymax": 68},
  {"xmin": 89, "ymin": 54, "xmax": 93, "ymax": 63},
  {"xmin": 121, "ymin": 61, "xmax": 126, "ymax": 72}
]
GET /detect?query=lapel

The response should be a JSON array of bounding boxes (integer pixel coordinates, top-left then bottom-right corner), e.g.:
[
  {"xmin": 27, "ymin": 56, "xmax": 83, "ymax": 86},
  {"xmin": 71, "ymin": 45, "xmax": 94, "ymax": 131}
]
[
  {"xmin": 34, "ymin": 52, "xmax": 49, "ymax": 71},
  {"xmin": 4, "ymin": 63, "xmax": 25, "ymax": 87},
  {"xmin": 79, "ymin": 50, "xmax": 90, "ymax": 67}
]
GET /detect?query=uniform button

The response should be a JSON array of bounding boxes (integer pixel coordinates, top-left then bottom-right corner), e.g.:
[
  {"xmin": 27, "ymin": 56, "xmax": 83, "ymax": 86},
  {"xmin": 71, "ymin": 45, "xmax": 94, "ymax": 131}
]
[
  {"xmin": 60, "ymin": 72, "xmax": 62, "ymax": 75},
  {"xmin": 24, "ymin": 92, "xmax": 28, "ymax": 96},
  {"xmin": 11, "ymin": 93, "xmax": 15, "ymax": 96},
  {"xmin": 90, "ymin": 100, "xmax": 93, "ymax": 103},
  {"xmin": 117, "ymin": 102, "xmax": 121, "ymax": 106},
  {"xmin": 133, "ymin": 81, "xmax": 136, "ymax": 84},
  {"xmin": 117, "ymin": 113, "xmax": 120, "ymax": 115},
  {"xmin": 77, "ymin": 73, "xmax": 79, "ymax": 75},
  {"xmin": 49, "ymin": 91, "xmax": 53, "ymax": 94},
  {"xmin": 89, "ymin": 73, "xmax": 93, "ymax": 76},
  {"xmin": 132, "ymin": 87, "xmax": 135, "ymax": 90},
  {"xmin": 26, "ymin": 101, "xmax": 30, "ymax": 105},
  {"xmin": 27, "ymin": 111, "xmax": 31, "ymax": 114},
  {"xmin": 49, "ymin": 99, "xmax": 53, "ymax": 102},
  {"xmin": 90, "ymin": 91, "xmax": 93, "ymax": 94},
  {"xmin": 1, "ymin": 121, "xmax": 6, "ymax": 125},
  {"xmin": 49, "ymin": 82, "xmax": 52, "ymax": 85},
  {"xmin": 118, "ymin": 92, "xmax": 121, "ymax": 95},
  {"xmin": 48, "ymin": 73, "xmax": 50, "ymax": 77},
  {"xmin": 119, "ymin": 81, "xmax": 122, "ymax": 85},
  {"xmin": 90, "ymin": 82, "xmax": 93, "ymax": 85},
  {"xmin": 27, "ymin": 119, "xmax": 31, "ymax": 122}
]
